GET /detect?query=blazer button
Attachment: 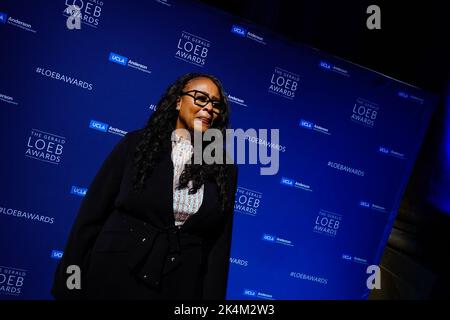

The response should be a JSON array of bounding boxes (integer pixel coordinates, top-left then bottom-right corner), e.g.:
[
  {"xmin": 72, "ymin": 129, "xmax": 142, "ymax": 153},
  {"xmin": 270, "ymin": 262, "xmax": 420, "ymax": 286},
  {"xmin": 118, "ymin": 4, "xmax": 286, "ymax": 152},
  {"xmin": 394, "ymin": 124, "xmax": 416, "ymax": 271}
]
[
  {"xmin": 141, "ymin": 237, "xmax": 146, "ymax": 242},
  {"xmin": 129, "ymin": 227, "xmax": 134, "ymax": 232},
  {"xmin": 143, "ymin": 274, "xmax": 149, "ymax": 279},
  {"xmin": 170, "ymin": 257, "xmax": 176, "ymax": 262}
]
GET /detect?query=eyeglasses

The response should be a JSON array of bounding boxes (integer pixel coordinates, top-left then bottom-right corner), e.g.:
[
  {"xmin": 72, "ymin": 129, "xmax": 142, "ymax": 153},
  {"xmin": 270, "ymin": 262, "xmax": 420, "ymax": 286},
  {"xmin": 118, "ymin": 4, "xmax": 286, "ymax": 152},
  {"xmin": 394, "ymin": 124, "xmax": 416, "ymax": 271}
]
[{"xmin": 180, "ymin": 90, "xmax": 224, "ymax": 115}]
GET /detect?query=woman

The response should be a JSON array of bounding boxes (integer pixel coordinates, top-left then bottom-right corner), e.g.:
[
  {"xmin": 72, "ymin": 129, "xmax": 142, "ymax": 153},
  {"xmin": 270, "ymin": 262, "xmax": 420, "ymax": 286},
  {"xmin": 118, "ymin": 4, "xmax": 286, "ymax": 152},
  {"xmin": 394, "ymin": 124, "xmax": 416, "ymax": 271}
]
[{"xmin": 51, "ymin": 72, "xmax": 238, "ymax": 300}]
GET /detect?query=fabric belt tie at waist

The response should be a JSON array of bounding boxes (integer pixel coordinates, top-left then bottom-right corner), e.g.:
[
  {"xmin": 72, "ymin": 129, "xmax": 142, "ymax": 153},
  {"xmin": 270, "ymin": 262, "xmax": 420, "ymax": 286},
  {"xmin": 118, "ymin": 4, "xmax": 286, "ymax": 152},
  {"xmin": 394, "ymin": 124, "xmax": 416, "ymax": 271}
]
[{"xmin": 118, "ymin": 212, "xmax": 203, "ymax": 289}]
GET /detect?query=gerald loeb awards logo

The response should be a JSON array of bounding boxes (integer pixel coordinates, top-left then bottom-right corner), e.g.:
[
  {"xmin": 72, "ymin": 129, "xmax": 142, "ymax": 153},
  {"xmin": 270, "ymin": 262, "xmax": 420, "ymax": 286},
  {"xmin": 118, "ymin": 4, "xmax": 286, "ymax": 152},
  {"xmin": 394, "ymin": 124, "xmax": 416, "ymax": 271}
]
[
  {"xmin": 25, "ymin": 129, "xmax": 66, "ymax": 165},
  {"xmin": 268, "ymin": 67, "xmax": 299, "ymax": 100},
  {"xmin": 63, "ymin": 0, "xmax": 104, "ymax": 30},
  {"xmin": 234, "ymin": 186, "xmax": 262, "ymax": 216},
  {"xmin": 313, "ymin": 209, "xmax": 342, "ymax": 237},
  {"xmin": 175, "ymin": 31, "xmax": 210, "ymax": 67},
  {"xmin": 350, "ymin": 97, "xmax": 379, "ymax": 128},
  {"xmin": 0, "ymin": 266, "xmax": 27, "ymax": 297}
]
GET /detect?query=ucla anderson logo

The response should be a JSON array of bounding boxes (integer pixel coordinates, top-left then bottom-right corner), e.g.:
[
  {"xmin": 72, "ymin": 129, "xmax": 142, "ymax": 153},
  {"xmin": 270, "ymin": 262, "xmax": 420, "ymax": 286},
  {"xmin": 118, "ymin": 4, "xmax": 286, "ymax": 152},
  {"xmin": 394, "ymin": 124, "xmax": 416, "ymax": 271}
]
[
  {"xmin": 109, "ymin": 52, "xmax": 128, "ymax": 66},
  {"xmin": 231, "ymin": 25, "xmax": 247, "ymax": 37},
  {"xmin": 280, "ymin": 177, "xmax": 295, "ymax": 187},
  {"xmin": 70, "ymin": 186, "xmax": 87, "ymax": 197},
  {"xmin": 50, "ymin": 250, "xmax": 63, "ymax": 260},
  {"xmin": 89, "ymin": 120, "xmax": 109, "ymax": 132}
]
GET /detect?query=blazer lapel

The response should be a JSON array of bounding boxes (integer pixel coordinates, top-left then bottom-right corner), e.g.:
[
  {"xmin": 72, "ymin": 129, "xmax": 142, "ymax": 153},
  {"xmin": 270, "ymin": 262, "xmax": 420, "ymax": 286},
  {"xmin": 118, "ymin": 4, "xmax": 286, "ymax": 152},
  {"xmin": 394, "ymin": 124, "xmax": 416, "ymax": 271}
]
[
  {"xmin": 145, "ymin": 139, "xmax": 175, "ymax": 226},
  {"xmin": 147, "ymin": 138, "xmax": 218, "ymax": 229}
]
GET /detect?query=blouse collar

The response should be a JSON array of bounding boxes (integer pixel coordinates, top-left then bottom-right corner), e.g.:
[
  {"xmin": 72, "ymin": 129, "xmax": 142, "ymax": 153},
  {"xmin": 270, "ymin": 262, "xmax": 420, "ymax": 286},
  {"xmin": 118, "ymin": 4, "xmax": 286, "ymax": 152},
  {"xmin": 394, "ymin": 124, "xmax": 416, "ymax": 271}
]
[{"xmin": 171, "ymin": 131, "xmax": 192, "ymax": 146}]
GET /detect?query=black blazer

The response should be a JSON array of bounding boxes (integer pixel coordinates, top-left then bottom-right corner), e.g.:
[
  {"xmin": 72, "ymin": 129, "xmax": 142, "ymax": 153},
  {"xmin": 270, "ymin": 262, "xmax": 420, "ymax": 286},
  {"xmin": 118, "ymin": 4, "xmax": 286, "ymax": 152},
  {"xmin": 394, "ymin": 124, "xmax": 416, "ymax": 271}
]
[{"xmin": 51, "ymin": 129, "xmax": 238, "ymax": 300}]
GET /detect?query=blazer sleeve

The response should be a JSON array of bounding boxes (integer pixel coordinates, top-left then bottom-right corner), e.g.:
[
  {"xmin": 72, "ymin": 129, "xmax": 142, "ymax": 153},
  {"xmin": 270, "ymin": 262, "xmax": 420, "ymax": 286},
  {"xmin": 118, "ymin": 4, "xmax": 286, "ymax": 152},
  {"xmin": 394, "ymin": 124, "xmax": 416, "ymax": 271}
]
[
  {"xmin": 202, "ymin": 164, "xmax": 238, "ymax": 300},
  {"xmin": 51, "ymin": 132, "xmax": 132, "ymax": 299}
]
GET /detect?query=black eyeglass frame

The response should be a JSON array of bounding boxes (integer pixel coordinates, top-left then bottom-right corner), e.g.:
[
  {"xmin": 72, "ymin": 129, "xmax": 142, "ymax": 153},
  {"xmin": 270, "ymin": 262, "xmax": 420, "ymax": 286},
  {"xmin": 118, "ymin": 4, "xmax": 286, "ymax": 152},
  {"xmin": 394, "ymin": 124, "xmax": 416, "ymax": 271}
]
[{"xmin": 179, "ymin": 90, "xmax": 225, "ymax": 115}]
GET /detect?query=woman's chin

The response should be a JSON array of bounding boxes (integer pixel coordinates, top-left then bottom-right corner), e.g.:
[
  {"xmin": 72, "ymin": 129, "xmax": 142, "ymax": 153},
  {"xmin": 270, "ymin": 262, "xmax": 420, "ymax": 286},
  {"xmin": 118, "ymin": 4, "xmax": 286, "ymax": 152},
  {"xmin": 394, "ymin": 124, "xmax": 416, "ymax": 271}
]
[
  {"xmin": 193, "ymin": 127, "xmax": 209, "ymax": 133},
  {"xmin": 192, "ymin": 120, "xmax": 210, "ymax": 132}
]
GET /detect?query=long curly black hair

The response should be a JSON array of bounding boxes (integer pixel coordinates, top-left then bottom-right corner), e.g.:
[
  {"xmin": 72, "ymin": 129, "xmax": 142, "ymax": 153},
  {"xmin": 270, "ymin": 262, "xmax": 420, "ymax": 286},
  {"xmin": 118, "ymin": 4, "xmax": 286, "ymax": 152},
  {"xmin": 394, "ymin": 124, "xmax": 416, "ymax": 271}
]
[{"xmin": 132, "ymin": 72, "xmax": 233, "ymax": 213}]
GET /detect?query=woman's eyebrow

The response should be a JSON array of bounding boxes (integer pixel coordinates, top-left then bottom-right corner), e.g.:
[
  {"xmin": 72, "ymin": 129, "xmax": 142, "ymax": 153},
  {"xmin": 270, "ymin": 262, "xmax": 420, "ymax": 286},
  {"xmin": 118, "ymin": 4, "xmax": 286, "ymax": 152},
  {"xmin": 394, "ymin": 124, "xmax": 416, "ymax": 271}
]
[
  {"xmin": 206, "ymin": 92, "xmax": 221, "ymax": 100},
  {"xmin": 195, "ymin": 89, "xmax": 220, "ymax": 100}
]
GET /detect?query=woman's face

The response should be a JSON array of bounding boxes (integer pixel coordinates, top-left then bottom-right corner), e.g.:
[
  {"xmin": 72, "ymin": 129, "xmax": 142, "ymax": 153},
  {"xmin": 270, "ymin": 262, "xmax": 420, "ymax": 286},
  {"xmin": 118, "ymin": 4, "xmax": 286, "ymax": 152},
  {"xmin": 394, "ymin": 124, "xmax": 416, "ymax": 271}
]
[{"xmin": 176, "ymin": 77, "xmax": 222, "ymax": 133}]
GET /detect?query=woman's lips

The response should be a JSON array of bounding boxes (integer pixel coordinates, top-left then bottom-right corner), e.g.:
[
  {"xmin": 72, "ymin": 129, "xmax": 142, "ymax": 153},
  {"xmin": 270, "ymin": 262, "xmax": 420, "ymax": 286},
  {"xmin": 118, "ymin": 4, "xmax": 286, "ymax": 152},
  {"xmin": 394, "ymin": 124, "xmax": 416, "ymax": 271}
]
[{"xmin": 198, "ymin": 117, "xmax": 211, "ymax": 125}]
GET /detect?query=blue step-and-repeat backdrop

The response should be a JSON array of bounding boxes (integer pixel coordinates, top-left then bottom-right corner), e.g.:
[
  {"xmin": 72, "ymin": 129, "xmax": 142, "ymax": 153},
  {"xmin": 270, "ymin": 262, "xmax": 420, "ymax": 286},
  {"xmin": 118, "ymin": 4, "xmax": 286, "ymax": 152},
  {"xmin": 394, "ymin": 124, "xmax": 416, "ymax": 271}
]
[{"xmin": 0, "ymin": 0, "xmax": 437, "ymax": 299}]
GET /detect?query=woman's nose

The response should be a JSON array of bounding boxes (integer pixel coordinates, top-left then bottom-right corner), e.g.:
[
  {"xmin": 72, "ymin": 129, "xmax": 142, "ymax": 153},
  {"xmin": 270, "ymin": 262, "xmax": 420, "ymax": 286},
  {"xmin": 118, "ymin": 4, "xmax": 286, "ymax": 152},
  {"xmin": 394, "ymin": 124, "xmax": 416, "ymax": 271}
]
[{"xmin": 202, "ymin": 102, "xmax": 214, "ymax": 112}]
